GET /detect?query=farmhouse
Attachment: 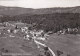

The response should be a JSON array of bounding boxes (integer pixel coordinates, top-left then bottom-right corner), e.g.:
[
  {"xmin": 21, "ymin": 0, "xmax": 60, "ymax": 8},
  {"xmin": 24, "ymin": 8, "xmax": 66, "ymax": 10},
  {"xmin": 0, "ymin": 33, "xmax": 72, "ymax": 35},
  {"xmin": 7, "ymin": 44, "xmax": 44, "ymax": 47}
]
[
  {"xmin": 3, "ymin": 22, "xmax": 15, "ymax": 27},
  {"xmin": 21, "ymin": 27, "xmax": 28, "ymax": 32},
  {"xmin": 14, "ymin": 22, "xmax": 26, "ymax": 29},
  {"xmin": 30, "ymin": 30, "xmax": 44, "ymax": 37},
  {"xmin": 24, "ymin": 32, "xmax": 33, "ymax": 40}
]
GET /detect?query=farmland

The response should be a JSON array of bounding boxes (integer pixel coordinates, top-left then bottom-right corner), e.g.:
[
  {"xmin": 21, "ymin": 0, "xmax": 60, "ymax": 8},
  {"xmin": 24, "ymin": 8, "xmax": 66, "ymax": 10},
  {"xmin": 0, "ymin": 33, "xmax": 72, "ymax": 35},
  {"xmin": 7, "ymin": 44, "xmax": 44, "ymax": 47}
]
[{"xmin": 0, "ymin": 22, "xmax": 80, "ymax": 56}]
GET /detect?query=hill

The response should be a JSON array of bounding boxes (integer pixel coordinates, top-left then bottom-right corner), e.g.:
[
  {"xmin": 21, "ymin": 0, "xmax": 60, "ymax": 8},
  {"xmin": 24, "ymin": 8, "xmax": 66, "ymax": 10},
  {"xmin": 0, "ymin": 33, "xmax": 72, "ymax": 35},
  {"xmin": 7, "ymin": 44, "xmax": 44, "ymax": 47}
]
[
  {"xmin": 0, "ymin": 6, "xmax": 80, "ymax": 32},
  {"xmin": 0, "ymin": 6, "xmax": 80, "ymax": 16},
  {"xmin": 45, "ymin": 34, "xmax": 80, "ymax": 56},
  {"xmin": 0, "ymin": 6, "xmax": 33, "ymax": 16}
]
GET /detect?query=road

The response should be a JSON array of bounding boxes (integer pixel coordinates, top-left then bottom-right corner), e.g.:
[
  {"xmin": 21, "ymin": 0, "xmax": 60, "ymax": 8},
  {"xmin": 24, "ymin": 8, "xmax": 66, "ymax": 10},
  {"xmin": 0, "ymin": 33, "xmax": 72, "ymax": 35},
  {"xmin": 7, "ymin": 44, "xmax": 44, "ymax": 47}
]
[
  {"xmin": 34, "ymin": 39, "xmax": 56, "ymax": 56},
  {"xmin": 0, "ymin": 31, "xmax": 56, "ymax": 56}
]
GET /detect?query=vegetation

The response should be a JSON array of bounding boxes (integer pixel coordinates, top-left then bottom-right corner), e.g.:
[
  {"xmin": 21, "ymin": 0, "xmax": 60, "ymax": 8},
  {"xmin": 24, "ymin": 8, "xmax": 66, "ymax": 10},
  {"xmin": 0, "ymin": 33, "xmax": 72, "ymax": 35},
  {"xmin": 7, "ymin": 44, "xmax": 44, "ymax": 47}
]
[
  {"xmin": 56, "ymin": 50, "xmax": 63, "ymax": 56},
  {"xmin": 0, "ymin": 13, "xmax": 80, "ymax": 32}
]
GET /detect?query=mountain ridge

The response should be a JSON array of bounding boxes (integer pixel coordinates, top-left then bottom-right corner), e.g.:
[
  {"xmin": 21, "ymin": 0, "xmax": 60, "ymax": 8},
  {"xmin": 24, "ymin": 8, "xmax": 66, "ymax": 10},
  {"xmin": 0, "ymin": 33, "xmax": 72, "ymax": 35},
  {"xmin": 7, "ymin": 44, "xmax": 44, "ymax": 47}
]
[{"xmin": 0, "ymin": 6, "xmax": 80, "ymax": 16}]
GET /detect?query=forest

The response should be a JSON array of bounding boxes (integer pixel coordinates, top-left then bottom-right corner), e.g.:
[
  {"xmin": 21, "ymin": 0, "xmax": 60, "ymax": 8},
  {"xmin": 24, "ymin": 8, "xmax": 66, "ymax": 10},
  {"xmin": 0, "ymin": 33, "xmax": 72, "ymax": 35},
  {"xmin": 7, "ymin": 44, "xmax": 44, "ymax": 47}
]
[{"xmin": 0, "ymin": 13, "xmax": 80, "ymax": 32}]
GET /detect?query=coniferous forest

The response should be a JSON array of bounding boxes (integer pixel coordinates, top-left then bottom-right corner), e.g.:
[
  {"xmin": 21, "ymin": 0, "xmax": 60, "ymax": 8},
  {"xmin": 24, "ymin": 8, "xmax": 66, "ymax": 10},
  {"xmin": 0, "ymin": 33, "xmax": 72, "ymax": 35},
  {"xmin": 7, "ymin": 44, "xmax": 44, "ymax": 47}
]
[{"xmin": 0, "ymin": 13, "xmax": 80, "ymax": 32}]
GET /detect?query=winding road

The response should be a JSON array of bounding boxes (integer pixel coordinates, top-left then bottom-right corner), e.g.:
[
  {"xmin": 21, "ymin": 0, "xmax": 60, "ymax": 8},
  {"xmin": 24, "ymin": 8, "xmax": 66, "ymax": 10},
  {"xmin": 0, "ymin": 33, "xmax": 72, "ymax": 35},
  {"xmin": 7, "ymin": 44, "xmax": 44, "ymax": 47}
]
[{"xmin": 34, "ymin": 39, "xmax": 56, "ymax": 56}]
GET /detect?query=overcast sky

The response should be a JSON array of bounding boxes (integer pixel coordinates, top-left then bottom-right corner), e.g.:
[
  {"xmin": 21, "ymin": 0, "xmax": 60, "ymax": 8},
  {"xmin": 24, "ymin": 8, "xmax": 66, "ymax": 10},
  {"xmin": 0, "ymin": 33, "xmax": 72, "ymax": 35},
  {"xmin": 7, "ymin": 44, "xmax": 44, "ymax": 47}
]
[{"xmin": 0, "ymin": 0, "xmax": 80, "ymax": 9}]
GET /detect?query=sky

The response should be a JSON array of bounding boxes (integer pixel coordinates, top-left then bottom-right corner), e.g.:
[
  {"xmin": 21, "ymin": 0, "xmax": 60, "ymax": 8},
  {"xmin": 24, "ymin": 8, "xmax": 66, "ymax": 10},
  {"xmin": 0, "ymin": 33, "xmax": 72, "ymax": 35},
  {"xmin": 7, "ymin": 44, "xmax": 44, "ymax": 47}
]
[{"xmin": 0, "ymin": 0, "xmax": 80, "ymax": 9}]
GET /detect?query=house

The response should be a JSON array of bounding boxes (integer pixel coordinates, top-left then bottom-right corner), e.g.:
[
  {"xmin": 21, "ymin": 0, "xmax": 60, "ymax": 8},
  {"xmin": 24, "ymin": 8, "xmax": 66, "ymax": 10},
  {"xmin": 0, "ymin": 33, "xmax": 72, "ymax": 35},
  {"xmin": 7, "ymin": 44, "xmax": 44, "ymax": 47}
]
[
  {"xmin": 21, "ymin": 27, "xmax": 28, "ymax": 32},
  {"xmin": 67, "ymin": 28, "xmax": 78, "ymax": 34},
  {"xmin": 13, "ymin": 29, "xmax": 19, "ymax": 33},
  {"xmin": 57, "ymin": 30, "xmax": 63, "ymax": 35},
  {"xmin": 30, "ymin": 29, "xmax": 44, "ymax": 37},
  {"xmin": 7, "ymin": 29, "xmax": 10, "ymax": 33},
  {"xmin": 5, "ymin": 26, "xmax": 19, "ymax": 34},
  {"xmin": 73, "ymin": 28, "xmax": 78, "ymax": 32},
  {"xmin": 14, "ymin": 22, "xmax": 26, "ymax": 29},
  {"xmin": 61, "ymin": 29, "xmax": 68, "ymax": 34},
  {"xmin": 47, "ymin": 31, "xmax": 53, "ymax": 35},
  {"xmin": 67, "ymin": 28, "xmax": 73, "ymax": 32},
  {"xmin": 24, "ymin": 32, "xmax": 33, "ymax": 40},
  {"xmin": 3, "ymin": 22, "xmax": 15, "ymax": 27},
  {"xmin": 3, "ymin": 22, "xmax": 9, "ymax": 27}
]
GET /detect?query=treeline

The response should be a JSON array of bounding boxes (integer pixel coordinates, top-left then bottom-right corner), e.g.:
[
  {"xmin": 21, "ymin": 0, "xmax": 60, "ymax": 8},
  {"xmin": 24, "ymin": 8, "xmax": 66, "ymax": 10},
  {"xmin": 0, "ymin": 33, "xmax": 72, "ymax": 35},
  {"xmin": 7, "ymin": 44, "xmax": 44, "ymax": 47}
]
[{"xmin": 0, "ymin": 13, "xmax": 80, "ymax": 32}]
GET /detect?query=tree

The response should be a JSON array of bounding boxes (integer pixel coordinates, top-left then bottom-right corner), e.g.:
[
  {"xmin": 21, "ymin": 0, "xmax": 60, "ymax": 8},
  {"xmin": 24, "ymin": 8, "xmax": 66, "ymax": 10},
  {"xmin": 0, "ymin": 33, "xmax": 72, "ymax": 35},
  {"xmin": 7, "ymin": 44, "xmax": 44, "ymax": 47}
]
[
  {"xmin": 57, "ymin": 50, "xmax": 63, "ymax": 56},
  {"xmin": 44, "ymin": 51, "xmax": 51, "ymax": 56},
  {"xmin": 37, "ymin": 54, "xmax": 43, "ymax": 56}
]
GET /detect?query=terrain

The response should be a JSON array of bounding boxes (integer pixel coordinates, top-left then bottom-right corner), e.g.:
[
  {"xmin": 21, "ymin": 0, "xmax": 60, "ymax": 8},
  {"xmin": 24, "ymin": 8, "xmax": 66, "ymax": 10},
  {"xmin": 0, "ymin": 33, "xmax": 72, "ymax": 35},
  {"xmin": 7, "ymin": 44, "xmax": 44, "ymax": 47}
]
[
  {"xmin": 45, "ymin": 34, "xmax": 80, "ymax": 56},
  {"xmin": 0, "ymin": 6, "xmax": 80, "ymax": 56},
  {"xmin": 0, "ymin": 29, "xmax": 80, "ymax": 56},
  {"xmin": 0, "ymin": 6, "xmax": 80, "ymax": 16},
  {"xmin": 0, "ymin": 30, "xmax": 40, "ymax": 56},
  {"xmin": 0, "ymin": 6, "xmax": 80, "ymax": 32}
]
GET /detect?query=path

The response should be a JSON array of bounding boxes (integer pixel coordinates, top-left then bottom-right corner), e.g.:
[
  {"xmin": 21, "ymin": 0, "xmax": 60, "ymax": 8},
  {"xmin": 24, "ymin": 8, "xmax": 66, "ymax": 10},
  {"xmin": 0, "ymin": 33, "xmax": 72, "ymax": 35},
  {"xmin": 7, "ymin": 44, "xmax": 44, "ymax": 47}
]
[{"xmin": 34, "ymin": 40, "xmax": 56, "ymax": 56}]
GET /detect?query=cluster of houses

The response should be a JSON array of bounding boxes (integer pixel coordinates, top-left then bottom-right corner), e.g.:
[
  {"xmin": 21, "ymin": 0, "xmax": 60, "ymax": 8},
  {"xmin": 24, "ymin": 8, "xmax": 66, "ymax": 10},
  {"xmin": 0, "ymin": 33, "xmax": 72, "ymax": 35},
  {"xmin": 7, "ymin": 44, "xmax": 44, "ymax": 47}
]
[
  {"xmin": 57, "ymin": 28, "xmax": 79, "ymax": 35},
  {"xmin": 1, "ymin": 21, "xmax": 79, "ymax": 40},
  {"xmin": 0, "ymin": 21, "xmax": 49, "ymax": 41},
  {"xmin": 0, "ymin": 22, "xmax": 52, "ymax": 56}
]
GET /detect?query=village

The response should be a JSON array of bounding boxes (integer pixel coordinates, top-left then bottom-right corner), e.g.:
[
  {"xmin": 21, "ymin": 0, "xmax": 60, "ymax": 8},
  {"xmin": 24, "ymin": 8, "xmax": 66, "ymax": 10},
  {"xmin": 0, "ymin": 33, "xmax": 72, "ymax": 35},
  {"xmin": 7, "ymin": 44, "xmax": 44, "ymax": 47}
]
[
  {"xmin": 0, "ymin": 1, "xmax": 80, "ymax": 55},
  {"xmin": 0, "ymin": 21, "xmax": 53, "ymax": 56},
  {"xmin": 0, "ymin": 21, "xmax": 79, "ymax": 44},
  {"xmin": 0, "ymin": 21, "xmax": 79, "ymax": 40},
  {"xmin": 0, "ymin": 21, "xmax": 49, "ymax": 39},
  {"xmin": 0, "ymin": 21, "xmax": 80, "ymax": 56}
]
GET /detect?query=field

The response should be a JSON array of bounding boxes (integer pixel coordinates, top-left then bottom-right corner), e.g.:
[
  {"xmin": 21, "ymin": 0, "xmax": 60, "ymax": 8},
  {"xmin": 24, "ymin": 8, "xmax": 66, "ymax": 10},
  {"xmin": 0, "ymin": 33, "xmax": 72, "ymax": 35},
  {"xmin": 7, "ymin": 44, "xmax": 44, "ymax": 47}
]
[
  {"xmin": 0, "ymin": 26, "xmax": 80, "ymax": 56},
  {"xmin": 0, "ymin": 30, "xmax": 40, "ymax": 56},
  {"xmin": 45, "ymin": 34, "xmax": 80, "ymax": 56}
]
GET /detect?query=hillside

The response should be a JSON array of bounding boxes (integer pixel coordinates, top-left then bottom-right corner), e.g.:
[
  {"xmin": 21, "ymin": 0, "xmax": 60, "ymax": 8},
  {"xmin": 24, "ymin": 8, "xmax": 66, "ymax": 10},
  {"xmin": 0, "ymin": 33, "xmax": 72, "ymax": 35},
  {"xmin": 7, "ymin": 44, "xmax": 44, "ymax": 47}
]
[
  {"xmin": 0, "ymin": 6, "xmax": 80, "ymax": 16},
  {"xmin": 0, "ymin": 6, "xmax": 33, "ymax": 16},
  {"xmin": 10, "ymin": 13, "xmax": 80, "ymax": 32},
  {"xmin": 45, "ymin": 34, "xmax": 80, "ymax": 56},
  {"xmin": 0, "ymin": 6, "xmax": 80, "ymax": 32},
  {"xmin": 0, "ymin": 13, "xmax": 80, "ymax": 32}
]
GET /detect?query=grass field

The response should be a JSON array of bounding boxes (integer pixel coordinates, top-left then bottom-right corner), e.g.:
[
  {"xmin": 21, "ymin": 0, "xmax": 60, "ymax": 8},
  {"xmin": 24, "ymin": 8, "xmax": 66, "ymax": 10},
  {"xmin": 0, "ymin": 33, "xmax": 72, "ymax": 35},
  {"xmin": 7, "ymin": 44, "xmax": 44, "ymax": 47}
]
[
  {"xmin": 0, "ymin": 32, "xmax": 41, "ymax": 56},
  {"xmin": 0, "ymin": 28, "xmax": 80, "ymax": 56},
  {"xmin": 45, "ymin": 34, "xmax": 80, "ymax": 56}
]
